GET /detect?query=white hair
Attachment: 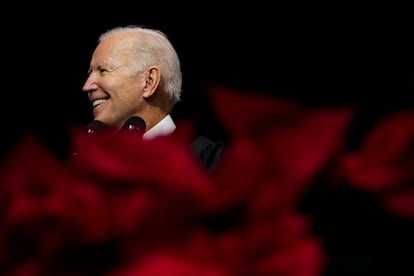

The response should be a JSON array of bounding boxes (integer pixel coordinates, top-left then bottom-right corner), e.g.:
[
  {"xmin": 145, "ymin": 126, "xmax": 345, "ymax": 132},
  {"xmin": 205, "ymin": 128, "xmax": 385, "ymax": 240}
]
[{"xmin": 99, "ymin": 25, "xmax": 182, "ymax": 106}]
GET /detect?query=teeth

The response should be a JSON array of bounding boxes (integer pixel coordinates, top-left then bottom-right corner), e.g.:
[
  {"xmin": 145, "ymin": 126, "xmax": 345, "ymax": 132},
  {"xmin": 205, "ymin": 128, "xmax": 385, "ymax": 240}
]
[{"xmin": 92, "ymin": 99, "xmax": 107, "ymax": 107}]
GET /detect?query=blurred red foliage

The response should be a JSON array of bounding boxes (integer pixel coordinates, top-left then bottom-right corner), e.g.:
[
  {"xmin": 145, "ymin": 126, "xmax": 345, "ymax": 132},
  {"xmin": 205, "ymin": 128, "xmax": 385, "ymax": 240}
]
[{"xmin": 4, "ymin": 84, "xmax": 414, "ymax": 275}]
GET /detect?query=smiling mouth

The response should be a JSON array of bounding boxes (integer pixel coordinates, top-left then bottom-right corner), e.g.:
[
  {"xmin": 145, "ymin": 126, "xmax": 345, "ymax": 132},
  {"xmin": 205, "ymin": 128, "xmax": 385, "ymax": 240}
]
[{"xmin": 92, "ymin": 99, "xmax": 108, "ymax": 108}]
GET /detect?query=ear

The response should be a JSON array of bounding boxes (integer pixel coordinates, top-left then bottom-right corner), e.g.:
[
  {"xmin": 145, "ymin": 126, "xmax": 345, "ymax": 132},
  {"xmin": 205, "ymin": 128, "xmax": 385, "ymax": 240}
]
[{"xmin": 142, "ymin": 66, "xmax": 161, "ymax": 98}]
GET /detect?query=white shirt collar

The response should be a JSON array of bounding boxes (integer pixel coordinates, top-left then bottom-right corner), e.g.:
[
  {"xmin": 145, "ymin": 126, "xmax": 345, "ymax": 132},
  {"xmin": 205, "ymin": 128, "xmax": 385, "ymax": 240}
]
[{"xmin": 142, "ymin": 114, "xmax": 176, "ymax": 140}]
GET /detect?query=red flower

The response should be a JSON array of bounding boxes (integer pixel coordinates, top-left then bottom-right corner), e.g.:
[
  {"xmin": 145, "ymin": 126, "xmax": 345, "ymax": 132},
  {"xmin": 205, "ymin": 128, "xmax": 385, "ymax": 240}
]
[
  {"xmin": 207, "ymin": 84, "xmax": 355, "ymax": 208},
  {"xmin": 0, "ymin": 83, "xmax": 355, "ymax": 275},
  {"xmin": 338, "ymin": 109, "xmax": 414, "ymax": 218}
]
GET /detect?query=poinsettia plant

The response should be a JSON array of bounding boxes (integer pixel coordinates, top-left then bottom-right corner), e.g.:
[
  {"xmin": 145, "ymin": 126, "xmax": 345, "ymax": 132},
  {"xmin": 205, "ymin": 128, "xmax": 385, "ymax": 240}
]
[{"xmin": 1, "ymin": 84, "xmax": 413, "ymax": 275}]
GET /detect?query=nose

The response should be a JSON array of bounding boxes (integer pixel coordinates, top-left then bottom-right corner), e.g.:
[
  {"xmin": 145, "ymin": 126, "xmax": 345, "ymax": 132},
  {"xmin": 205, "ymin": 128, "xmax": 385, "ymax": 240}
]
[{"xmin": 82, "ymin": 75, "xmax": 98, "ymax": 93}]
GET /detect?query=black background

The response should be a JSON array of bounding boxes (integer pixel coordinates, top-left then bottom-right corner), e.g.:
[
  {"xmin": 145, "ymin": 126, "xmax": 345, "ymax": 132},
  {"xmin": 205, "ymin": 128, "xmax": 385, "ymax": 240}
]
[
  {"xmin": 4, "ymin": 6, "xmax": 414, "ymax": 150},
  {"xmin": 3, "ymin": 6, "xmax": 414, "ymax": 140}
]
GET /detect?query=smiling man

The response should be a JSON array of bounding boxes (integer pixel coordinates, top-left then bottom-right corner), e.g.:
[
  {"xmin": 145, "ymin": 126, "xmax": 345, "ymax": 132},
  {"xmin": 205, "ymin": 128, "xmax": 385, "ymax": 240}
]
[{"xmin": 81, "ymin": 25, "xmax": 225, "ymax": 171}]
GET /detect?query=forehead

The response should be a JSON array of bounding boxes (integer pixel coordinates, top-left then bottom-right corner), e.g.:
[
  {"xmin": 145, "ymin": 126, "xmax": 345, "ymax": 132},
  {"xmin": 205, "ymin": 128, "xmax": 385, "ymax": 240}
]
[{"xmin": 92, "ymin": 34, "xmax": 138, "ymax": 65}]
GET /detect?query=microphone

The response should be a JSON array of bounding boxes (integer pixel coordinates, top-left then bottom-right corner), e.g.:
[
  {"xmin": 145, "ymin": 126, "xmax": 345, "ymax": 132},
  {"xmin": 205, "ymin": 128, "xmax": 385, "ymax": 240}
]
[
  {"xmin": 84, "ymin": 120, "xmax": 107, "ymax": 134},
  {"xmin": 71, "ymin": 120, "xmax": 108, "ymax": 159},
  {"xmin": 121, "ymin": 116, "xmax": 146, "ymax": 135}
]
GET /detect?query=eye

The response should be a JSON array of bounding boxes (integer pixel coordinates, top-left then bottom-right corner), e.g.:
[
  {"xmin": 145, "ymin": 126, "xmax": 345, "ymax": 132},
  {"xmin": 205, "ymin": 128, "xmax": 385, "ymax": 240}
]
[
  {"xmin": 87, "ymin": 66, "xmax": 109, "ymax": 76},
  {"xmin": 94, "ymin": 65, "xmax": 112, "ymax": 75},
  {"xmin": 99, "ymin": 67, "xmax": 109, "ymax": 74}
]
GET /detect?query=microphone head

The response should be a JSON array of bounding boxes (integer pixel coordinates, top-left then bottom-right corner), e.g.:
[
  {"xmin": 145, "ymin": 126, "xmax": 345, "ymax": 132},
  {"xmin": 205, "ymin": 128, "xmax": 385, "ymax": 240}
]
[
  {"xmin": 84, "ymin": 120, "xmax": 107, "ymax": 134},
  {"xmin": 71, "ymin": 120, "xmax": 108, "ymax": 159},
  {"xmin": 122, "ymin": 116, "xmax": 146, "ymax": 134}
]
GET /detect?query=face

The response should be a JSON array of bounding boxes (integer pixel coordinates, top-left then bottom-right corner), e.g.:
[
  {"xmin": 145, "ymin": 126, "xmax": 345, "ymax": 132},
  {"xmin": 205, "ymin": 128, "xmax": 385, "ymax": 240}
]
[{"xmin": 82, "ymin": 34, "xmax": 146, "ymax": 130}]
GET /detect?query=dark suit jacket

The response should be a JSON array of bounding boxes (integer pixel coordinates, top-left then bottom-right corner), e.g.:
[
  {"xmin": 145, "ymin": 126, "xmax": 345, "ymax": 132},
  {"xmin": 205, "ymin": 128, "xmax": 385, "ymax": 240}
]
[{"xmin": 190, "ymin": 136, "xmax": 226, "ymax": 172}]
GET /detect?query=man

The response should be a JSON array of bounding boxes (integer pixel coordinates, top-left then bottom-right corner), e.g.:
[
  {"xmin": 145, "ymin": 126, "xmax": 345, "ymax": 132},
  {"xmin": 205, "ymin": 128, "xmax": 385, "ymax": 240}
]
[{"xmin": 81, "ymin": 25, "xmax": 225, "ymax": 171}]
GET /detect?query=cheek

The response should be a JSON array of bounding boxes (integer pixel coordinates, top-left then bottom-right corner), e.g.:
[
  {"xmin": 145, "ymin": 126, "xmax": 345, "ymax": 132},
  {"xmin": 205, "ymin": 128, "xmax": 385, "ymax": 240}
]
[
  {"xmin": 119, "ymin": 84, "xmax": 145, "ymax": 107},
  {"xmin": 114, "ymin": 74, "xmax": 146, "ymax": 103}
]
